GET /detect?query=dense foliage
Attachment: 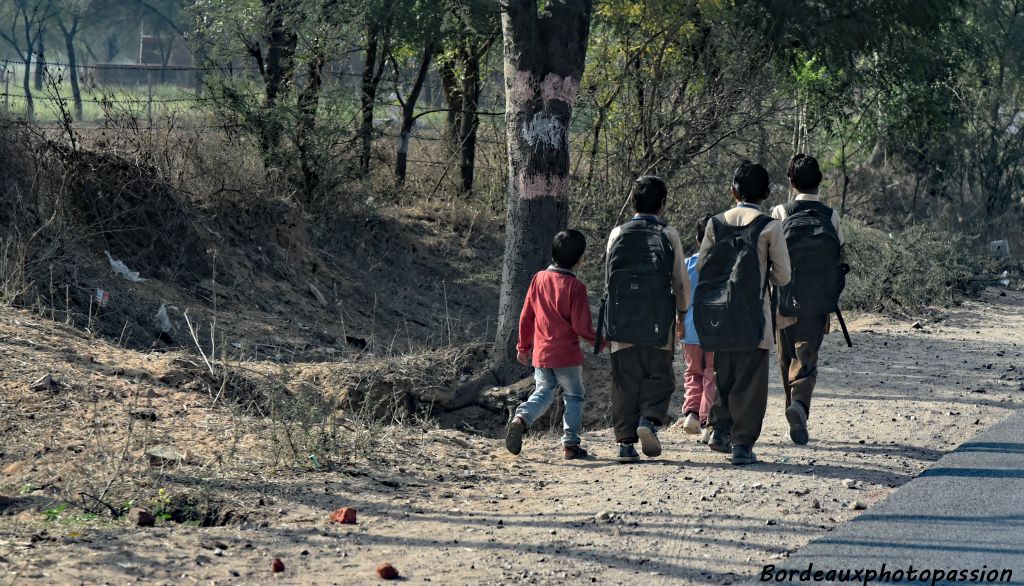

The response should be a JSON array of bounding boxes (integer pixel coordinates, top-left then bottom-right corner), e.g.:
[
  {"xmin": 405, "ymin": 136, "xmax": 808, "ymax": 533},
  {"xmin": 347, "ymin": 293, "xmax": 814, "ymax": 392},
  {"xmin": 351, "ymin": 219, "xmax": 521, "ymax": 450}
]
[{"xmin": 1, "ymin": 0, "xmax": 1019, "ymax": 298}]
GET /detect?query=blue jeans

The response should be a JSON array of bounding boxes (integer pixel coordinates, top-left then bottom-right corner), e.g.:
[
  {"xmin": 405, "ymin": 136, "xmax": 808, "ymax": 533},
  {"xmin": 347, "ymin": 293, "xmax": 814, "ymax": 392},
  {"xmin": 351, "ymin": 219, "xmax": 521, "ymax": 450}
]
[{"xmin": 515, "ymin": 366, "xmax": 585, "ymax": 447}]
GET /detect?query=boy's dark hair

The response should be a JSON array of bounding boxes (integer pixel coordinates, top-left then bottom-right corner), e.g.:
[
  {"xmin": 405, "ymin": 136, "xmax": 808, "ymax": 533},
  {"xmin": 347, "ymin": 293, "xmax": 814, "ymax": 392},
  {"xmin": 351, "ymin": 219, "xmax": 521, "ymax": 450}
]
[
  {"xmin": 696, "ymin": 213, "xmax": 714, "ymax": 243},
  {"xmin": 787, "ymin": 153, "xmax": 823, "ymax": 192},
  {"xmin": 632, "ymin": 175, "xmax": 668, "ymax": 214},
  {"xmin": 552, "ymin": 229, "xmax": 587, "ymax": 269},
  {"xmin": 732, "ymin": 160, "xmax": 771, "ymax": 203}
]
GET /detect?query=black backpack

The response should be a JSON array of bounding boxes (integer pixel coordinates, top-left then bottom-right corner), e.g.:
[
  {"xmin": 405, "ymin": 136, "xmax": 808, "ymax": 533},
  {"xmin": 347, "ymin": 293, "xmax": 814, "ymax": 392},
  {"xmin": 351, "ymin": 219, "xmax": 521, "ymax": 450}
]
[
  {"xmin": 694, "ymin": 214, "xmax": 773, "ymax": 352},
  {"xmin": 776, "ymin": 200, "xmax": 844, "ymax": 317},
  {"xmin": 599, "ymin": 218, "xmax": 676, "ymax": 348}
]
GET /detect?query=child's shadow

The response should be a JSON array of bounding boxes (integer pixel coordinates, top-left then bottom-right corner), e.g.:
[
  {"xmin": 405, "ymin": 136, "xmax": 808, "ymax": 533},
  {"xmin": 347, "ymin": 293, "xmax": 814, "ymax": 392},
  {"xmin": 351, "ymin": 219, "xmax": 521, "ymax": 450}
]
[{"xmin": 572, "ymin": 457, "xmax": 687, "ymax": 469}]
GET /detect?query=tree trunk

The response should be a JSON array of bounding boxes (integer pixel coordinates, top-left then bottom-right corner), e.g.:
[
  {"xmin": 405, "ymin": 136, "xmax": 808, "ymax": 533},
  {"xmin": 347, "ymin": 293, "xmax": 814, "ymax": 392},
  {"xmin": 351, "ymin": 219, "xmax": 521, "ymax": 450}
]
[
  {"xmin": 297, "ymin": 51, "xmax": 326, "ymax": 199},
  {"xmin": 493, "ymin": 0, "xmax": 593, "ymax": 377},
  {"xmin": 359, "ymin": 10, "xmax": 391, "ymax": 177},
  {"xmin": 34, "ymin": 30, "xmax": 44, "ymax": 91},
  {"xmin": 359, "ymin": 26, "xmax": 380, "ymax": 176},
  {"xmin": 458, "ymin": 47, "xmax": 483, "ymax": 193},
  {"xmin": 259, "ymin": 0, "xmax": 297, "ymax": 169},
  {"xmin": 439, "ymin": 59, "xmax": 463, "ymax": 157},
  {"xmin": 395, "ymin": 39, "xmax": 436, "ymax": 186},
  {"xmin": 22, "ymin": 55, "xmax": 34, "ymax": 122},
  {"xmin": 60, "ymin": 18, "xmax": 83, "ymax": 120}
]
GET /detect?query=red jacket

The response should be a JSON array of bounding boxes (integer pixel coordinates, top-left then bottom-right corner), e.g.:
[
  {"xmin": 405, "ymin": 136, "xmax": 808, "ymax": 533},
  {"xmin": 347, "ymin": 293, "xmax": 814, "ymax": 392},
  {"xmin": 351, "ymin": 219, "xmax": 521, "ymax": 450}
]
[{"xmin": 517, "ymin": 267, "xmax": 598, "ymax": 369}]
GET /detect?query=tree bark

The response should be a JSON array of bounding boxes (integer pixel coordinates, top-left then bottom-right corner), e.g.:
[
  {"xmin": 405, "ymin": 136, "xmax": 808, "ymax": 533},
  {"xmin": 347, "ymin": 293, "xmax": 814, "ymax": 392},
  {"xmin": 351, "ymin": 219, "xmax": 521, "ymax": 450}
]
[
  {"xmin": 359, "ymin": 25, "xmax": 381, "ymax": 175},
  {"xmin": 359, "ymin": 7, "xmax": 391, "ymax": 177},
  {"xmin": 493, "ymin": 0, "xmax": 593, "ymax": 377},
  {"xmin": 394, "ymin": 39, "xmax": 437, "ymax": 186},
  {"xmin": 59, "ymin": 17, "xmax": 83, "ymax": 120},
  {"xmin": 297, "ymin": 51, "xmax": 326, "ymax": 199},
  {"xmin": 458, "ymin": 46, "xmax": 483, "ymax": 193},
  {"xmin": 439, "ymin": 58, "xmax": 463, "ymax": 157},
  {"xmin": 259, "ymin": 0, "xmax": 297, "ymax": 169},
  {"xmin": 33, "ymin": 28, "xmax": 44, "ymax": 91}
]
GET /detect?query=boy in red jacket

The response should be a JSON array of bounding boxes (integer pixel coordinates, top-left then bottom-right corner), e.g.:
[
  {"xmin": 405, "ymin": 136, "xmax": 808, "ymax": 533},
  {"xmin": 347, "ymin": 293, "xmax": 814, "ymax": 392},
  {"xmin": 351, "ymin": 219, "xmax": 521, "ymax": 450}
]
[{"xmin": 506, "ymin": 230, "xmax": 599, "ymax": 460}]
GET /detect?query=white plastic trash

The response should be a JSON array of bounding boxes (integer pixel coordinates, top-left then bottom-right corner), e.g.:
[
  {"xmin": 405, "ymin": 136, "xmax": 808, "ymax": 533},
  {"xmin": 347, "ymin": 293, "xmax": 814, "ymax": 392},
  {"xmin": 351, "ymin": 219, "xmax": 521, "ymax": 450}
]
[{"xmin": 105, "ymin": 251, "xmax": 147, "ymax": 283}]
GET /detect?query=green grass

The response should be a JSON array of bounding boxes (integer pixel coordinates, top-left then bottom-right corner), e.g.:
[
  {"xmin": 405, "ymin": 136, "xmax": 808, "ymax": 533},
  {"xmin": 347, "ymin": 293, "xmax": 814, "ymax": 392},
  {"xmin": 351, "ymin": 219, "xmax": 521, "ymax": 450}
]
[{"xmin": 1, "ymin": 77, "xmax": 208, "ymax": 123}]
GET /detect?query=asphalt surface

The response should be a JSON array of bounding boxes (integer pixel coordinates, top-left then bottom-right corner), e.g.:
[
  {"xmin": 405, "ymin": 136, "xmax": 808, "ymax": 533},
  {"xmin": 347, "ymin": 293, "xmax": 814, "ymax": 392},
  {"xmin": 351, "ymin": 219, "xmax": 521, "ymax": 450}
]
[{"xmin": 759, "ymin": 409, "xmax": 1024, "ymax": 585}]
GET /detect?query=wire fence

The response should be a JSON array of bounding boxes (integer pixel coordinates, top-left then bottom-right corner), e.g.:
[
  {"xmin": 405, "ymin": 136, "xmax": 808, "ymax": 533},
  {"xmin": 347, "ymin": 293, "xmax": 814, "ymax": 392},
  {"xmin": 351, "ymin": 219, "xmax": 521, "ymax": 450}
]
[{"xmin": 0, "ymin": 57, "xmax": 373, "ymax": 78}]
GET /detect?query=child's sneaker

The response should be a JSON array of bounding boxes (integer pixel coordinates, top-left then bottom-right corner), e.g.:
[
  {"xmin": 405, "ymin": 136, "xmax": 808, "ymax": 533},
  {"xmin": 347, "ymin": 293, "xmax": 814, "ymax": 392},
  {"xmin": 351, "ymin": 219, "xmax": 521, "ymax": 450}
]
[
  {"xmin": 616, "ymin": 443, "xmax": 640, "ymax": 463},
  {"xmin": 699, "ymin": 425, "xmax": 712, "ymax": 444},
  {"xmin": 505, "ymin": 416, "xmax": 526, "ymax": 455},
  {"xmin": 785, "ymin": 401, "xmax": 809, "ymax": 445},
  {"xmin": 682, "ymin": 412, "xmax": 700, "ymax": 435},
  {"xmin": 563, "ymin": 445, "xmax": 589, "ymax": 460},
  {"xmin": 731, "ymin": 444, "xmax": 758, "ymax": 466},
  {"xmin": 636, "ymin": 417, "xmax": 662, "ymax": 458},
  {"xmin": 708, "ymin": 428, "xmax": 732, "ymax": 453}
]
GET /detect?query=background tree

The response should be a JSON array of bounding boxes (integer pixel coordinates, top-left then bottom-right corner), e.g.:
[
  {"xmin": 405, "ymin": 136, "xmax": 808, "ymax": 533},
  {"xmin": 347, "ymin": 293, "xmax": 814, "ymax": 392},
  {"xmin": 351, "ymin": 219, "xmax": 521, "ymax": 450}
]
[
  {"xmin": 55, "ymin": 0, "xmax": 90, "ymax": 120},
  {"xmin": 392, "ymin": 0, "xmax": 445, "ymax": 186},
  {"xmin": 0, "ymin": 0, "xmax": 55, "ymax": 121},
  {"xmin": 437, "ymin": 0, "xmax": 499, "ymax": 193}
]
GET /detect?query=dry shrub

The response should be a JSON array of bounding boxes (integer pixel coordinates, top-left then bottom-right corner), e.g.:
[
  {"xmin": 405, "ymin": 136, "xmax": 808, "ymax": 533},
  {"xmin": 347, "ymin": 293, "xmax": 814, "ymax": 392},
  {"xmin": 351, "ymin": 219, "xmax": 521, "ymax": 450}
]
[{"xmin": 843, "ymin": 220, "xmax": 997, "ymax": 316}]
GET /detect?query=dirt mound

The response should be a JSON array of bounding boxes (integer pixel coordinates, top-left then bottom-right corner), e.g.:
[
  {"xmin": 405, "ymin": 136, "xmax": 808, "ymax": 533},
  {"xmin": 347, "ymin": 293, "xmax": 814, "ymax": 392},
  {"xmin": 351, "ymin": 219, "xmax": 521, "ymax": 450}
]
[{"xmin": 57, "ymin": 148, "xmax": 211, "ymax": 283}]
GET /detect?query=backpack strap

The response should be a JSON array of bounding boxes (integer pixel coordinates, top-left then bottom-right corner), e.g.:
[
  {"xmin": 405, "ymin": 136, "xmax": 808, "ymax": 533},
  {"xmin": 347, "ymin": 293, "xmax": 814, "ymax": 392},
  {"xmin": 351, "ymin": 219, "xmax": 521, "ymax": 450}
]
[
  {"xmin": 709, "ymin": 213, "xmax": 728, "ymax": 243},
  {"xmin": 744, "ymin": 214, "xmax": 774, "ymax": 245},
  {"xmin": 744, "ymin": 215, "xmax": 775, "ymax": 300}
]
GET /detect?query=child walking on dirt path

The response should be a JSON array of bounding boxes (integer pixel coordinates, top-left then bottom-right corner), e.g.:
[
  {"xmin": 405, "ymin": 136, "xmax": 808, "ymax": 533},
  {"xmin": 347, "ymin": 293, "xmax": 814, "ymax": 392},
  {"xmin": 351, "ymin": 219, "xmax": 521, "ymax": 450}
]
[
  {"xmin": 601, "ymin": 176, "xmax": 689, "ymax": 463},
  {"xmin": 695, "ymin": 161, "xmax": 790, "ymax": 465},
  {"xmin": 506, "ymin": 230, "xmax": 600, "ymax": 461},
  {"xmin": 771, "ymin": 154, "xmax": 848, "ymax": 445},
  {"xmin": 678, "ymin": 214, "xmax": 716, "ymax": 444}
]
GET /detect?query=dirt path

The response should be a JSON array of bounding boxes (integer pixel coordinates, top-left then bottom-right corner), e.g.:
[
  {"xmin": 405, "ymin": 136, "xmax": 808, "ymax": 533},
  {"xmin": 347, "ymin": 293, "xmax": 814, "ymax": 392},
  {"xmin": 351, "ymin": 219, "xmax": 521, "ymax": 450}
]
[{"xmin": 2, "ymin": 289, "xmax": 1024, "ymax": 585}]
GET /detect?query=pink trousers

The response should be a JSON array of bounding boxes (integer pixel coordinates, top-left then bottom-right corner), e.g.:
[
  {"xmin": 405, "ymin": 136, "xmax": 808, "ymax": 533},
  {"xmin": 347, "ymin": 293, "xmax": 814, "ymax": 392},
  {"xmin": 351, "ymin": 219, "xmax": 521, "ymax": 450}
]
[{"xmin": 682, "ymin": 343, "xmax": 717, "ymax": 424}]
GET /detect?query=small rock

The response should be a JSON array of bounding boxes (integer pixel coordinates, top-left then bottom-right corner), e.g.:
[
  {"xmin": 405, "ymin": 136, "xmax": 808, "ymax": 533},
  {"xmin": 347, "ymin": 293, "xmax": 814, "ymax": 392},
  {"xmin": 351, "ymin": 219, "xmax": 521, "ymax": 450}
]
[
  {"xmin": 271, "ymin": 558, "xmax": 285, "ymax": 573},
  {"xmin": 811, "ymin": 499, "xmax": 821, "ymax": 509},
  {"xmin": 596, "ymin": 511, "xmax": 612, "ymax": 521},
  {"xmin": 131, "ymin": 409, "xmax": 158, "ymax": 422},
  {"xmin": 842, "ymin": 479, "xmax": 857, "ymax": 489},
  {"xmin": 849, "ymin": 501, "xmax": 867, "ymax": 511},
  {"xmin": 377, "ymin": 563, "xmax": 399, "ymax": 580},
  {"xmin": 751, "ymin": 482, "xmax": 763, "ymax": 490},
  {"xmin": 128, "ymin": 507, "xmax": 155, "ymax": 527},
  {"xmin": 195, "ymin": 554, "xmax": 212, "ymax": 566},
  {"xmin": 329, "ymin": 507, "xmax": 357, "ymax": 524},
  {"xmin": 146, "ymin": 446, "xmax": 186, "ymax": 467},
  {"xmin": 910, "ymin": 321, "xmax": 923, "ymax": 330},
  {"xmin": 765, "ymin": 519, "xmax": 777, "ymax": 526},
  {"xmin": 308, "ymin": 283, "xmax": 329, "ymax": 307},
  {"xmin": 31, "ymin": 374, "xmax": 56, "ymax": 392}
]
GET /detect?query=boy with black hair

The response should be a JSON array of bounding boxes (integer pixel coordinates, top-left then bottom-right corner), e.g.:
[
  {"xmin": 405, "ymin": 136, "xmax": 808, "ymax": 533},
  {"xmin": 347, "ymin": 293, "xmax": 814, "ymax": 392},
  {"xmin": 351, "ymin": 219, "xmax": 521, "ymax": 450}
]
[
  {"xmin": 771, "ymin": 154, "xmax": 847, "ymax": 445},
  {"xmin": 506, "ymin": 229, "xmax": 599, "ymax": 460},
  {"xmin": 679, "ymin": 214, "xmax": 717, "ymax": 443},
  {"xmin": 696, "ymin": 161, "xmax": 790, "ymax": 465},
  {"xmin": 603, "ymin": 176, "xmax": 689, "ymax": 463}
]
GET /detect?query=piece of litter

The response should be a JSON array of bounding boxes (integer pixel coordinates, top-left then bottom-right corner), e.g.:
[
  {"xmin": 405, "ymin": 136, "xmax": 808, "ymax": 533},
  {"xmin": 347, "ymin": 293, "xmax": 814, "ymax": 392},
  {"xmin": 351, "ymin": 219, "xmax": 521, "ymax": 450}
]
[
  {"xmin": 95, "ymin": 288, "xmax": 110, "ymax": 307},
  {"xmin": 105, "ymin": 251, "xmax": 147, "ymax": 283},
  {"xmin": 154, "ymin": 303, "xmax": 171, "ymax": 333}
]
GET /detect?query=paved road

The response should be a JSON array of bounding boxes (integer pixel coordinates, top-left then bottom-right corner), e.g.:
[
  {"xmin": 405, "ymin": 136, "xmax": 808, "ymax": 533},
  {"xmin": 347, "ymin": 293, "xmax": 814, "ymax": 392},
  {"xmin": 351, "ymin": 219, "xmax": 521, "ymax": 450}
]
[{"xmin": 762, "ymin": 409, "xmax": 1024, "ymax": 584}]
